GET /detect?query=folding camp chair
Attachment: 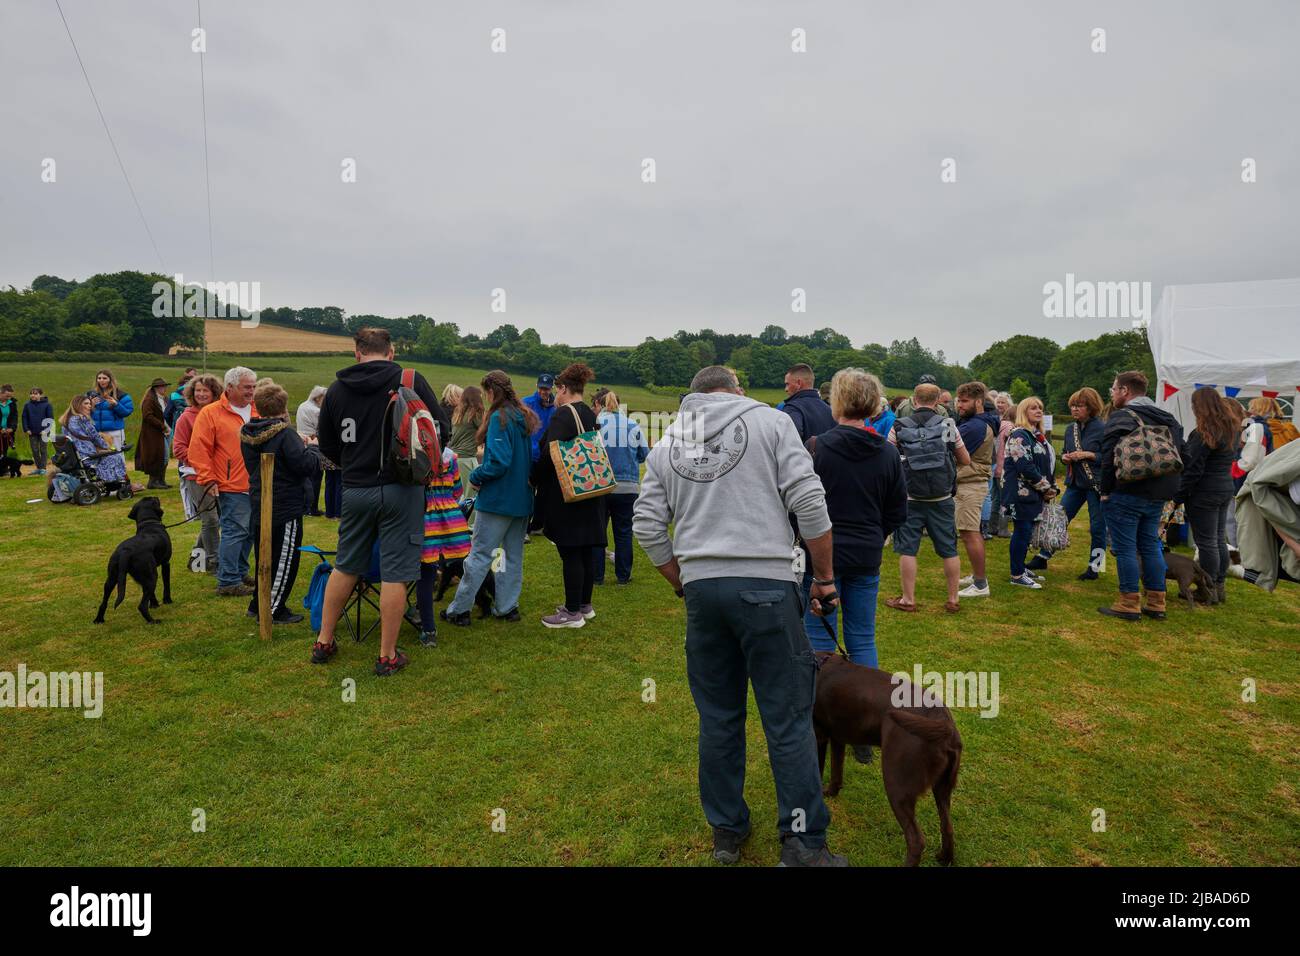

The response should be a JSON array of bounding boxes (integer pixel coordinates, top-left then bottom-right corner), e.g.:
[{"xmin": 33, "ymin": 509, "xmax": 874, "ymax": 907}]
[{"xmin": 299, "ymin": 543, "xmax": 418, "ymax": 643}]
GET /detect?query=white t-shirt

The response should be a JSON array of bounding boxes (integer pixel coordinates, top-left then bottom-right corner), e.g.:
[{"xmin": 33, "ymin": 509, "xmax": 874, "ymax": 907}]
[{"xmin": 232, "ymin": 402, "xmax": 252, "ymax": 424}]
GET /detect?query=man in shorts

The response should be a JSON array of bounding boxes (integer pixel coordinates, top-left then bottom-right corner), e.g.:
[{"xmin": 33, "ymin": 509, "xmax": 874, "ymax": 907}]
[
  {"xmin": 887, "ymin": 383, "xmax": 970, "ymax": 613},
  {"xmin": 954, "ymin": 381, "xmax": 1001, "ymax": 598},
  {"xmin": 310, "ymin": 327, "xmax": 449, "ymax": 675}
]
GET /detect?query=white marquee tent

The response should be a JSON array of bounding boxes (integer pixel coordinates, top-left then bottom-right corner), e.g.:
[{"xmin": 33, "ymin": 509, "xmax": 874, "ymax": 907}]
[{"xmin": 1148, "ymin": 278, "xmax": 1300, "ymax": 430}]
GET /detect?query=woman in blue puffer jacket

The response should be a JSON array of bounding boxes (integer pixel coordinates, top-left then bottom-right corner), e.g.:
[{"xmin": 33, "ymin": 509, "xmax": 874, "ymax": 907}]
[{"xmin": 89, "ymin": 368, "xmax": 134, "ymax": 450}]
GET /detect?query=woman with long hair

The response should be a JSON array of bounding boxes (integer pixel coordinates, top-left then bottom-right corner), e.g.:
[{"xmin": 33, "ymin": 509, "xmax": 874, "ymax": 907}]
[
  {"xmin": 173, "ymin": 374, "xmax": 224, "ymax": 573},
  {"xmin": 60, "ymin": 393, "xmax": 128, "ymax": 485},
  {"xmin": 590, "ymin": 388, "xmax": 648, "ymax": 587},
  {"xmin": 1000, "ymin": 396, "xmax": 1057, "ymax": 589},
  {"xmin": 89, "ymin": 368, "xmax": 134, "ymax": 450},
  {"xmin": 531, "ymin": 362, "xmax": 606, "ymax": 628},
  {"xmin": 1028, "ymin": 387, "xmax": 1107, "ymax": 579},
  {"xmin": 450, "ymin": 384, "xmax": 486, "ymax": 497},
  {"xmin": 1174, "ymin": 387, "xmax": 1239, "ymax": 603},
  {"xmin": 441, "ymin": 371, "xmax": 539, "ymax": 627},
  {"xmin": 440, "ymin": 383, "xmax": 464, "ymax": 425}
]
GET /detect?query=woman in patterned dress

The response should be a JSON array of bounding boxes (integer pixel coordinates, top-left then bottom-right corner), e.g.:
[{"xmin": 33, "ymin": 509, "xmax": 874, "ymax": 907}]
[{"xmin": 1001, "ymin": 396, "xmax": 1057, "ymax": 589}]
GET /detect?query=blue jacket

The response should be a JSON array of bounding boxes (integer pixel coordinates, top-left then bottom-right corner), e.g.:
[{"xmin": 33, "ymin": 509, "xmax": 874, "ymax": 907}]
[
  {"xmin": 523, "ymin": 391, "xmax": 556, "ymax": 462},
  {"xmin": 0, "ymin": 398, "xmax": 18, "ymax": 433},
  {"xmin": 470, "ymin": 406, "xmax": 534, "ymax": 517},
  {"xmin": 781, "ymin": 388, "xmax": 835, "ymax": 443},
  {"xmin": 90, "ymin": 391, "xmax": 133, "ymax": 432},
  {"xmin": 868, "ymin": 406, "xmax": 895, "ymax": 438},
  {"xmin": 598, "ymin": 410, "xmax": 649, "ymax": 486},
  {"xmin": 21, "ymin": 398, "xmax": 53, "ymax": 435}
]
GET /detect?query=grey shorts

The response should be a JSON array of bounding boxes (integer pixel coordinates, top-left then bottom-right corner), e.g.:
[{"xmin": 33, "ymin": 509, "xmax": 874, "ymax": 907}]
[
  {"xmin": 893, "ymin": 497, "xmax": 959, "ymax": 559},
  {"xmin": 336, "ymin": 484, "xmax": 424, "ymax": 582}
]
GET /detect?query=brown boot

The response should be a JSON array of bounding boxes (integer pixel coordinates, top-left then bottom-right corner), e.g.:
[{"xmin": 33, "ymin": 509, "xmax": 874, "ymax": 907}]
[
  {"xmin": 1141, "ymin": 589, "xmax": 1167, "ymax": 620},
  {"xmin": 1098, "ymin": 592, "xmax": 1141, "ymax": 622}
]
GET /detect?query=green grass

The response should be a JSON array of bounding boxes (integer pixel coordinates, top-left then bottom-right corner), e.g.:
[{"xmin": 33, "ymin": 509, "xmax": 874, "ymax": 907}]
[{"xmin": 1, "ymin": 464, "xmax": 1296, "ymax": 866}]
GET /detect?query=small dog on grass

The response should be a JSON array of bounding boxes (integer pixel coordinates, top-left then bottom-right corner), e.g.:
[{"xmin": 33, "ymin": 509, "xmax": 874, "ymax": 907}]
[
  {"xmin": 433, "ymin": 556, "xmax": 497, "ymax": 617},
  {"xmin": 813, "ymin": 651, "xmax": 963, "ymax": 866},
  {"xmin": 1143, "ymin": 552, "xmax": 1216, "ymax": 609},
  {"xmin": 0, "ymin": 456, "xmax": 33, "ymax": 477},
  {"xmin": 94, "ymin": 496, "xmax": 173, "ymax": 624}
]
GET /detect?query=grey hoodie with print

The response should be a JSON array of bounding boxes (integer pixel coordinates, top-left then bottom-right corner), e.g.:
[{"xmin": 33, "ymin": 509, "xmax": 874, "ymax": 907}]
[{"xmin": 633, "ymin": 391, "xmax": 831, "ymax": 586}]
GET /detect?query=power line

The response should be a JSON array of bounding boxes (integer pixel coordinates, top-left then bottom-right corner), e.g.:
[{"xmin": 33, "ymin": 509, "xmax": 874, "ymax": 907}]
[
  {"xmin": 197, "ymin": 0, "xmax": 214, "ymax": 370},
  {"xmin": 53, "ymin": 0, "xmax": 166, "ymax": 273}
]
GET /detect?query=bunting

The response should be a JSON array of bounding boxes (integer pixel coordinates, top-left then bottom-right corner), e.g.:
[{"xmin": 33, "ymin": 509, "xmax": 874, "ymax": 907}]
[{"xmin": 1162, "ymin": 383, "xmax": 1179, "ymax": 400}]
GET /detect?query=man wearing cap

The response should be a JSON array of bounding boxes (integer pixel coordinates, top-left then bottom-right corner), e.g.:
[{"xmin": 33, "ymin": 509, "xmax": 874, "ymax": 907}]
[
  {"xmin": 135, "ymin": 376, "xmax": 173, "ymax": 489},
  {"xmin": 523, "ymin": 373, "xmax": 557, "ymax": 463},
  {"xmin": 895, "ymin": 374, "xmax": 950, "ymax": 420}
]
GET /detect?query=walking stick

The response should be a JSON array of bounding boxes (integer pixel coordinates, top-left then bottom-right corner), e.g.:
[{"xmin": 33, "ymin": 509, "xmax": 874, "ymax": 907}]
[{"xmin": 258, "ymin": 453, "xmax": 274, "ymax": 640}]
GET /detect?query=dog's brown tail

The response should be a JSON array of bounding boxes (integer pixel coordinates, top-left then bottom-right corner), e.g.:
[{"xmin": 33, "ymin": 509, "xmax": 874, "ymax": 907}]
[{"xmin": 889, "ymin": 709, "xmax": 963, "ymax": 792}]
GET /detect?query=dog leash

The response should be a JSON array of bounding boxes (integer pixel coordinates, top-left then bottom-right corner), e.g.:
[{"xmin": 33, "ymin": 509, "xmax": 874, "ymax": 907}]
[
  {"xmin": 814, "ymin": 590, "xmax": 849, "ymax": 661},
  {"xmin": 162, "ymin": 484, "xmax": 216, "ymax": 529}
]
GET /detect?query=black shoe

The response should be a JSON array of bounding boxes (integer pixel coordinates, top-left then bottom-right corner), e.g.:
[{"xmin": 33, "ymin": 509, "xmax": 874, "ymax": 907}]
[
  {"xmin": 1141, "ymin": 608, "xmax": 1167, "ymax": 620},
  {"xmin": 273, "ymin": 611, "xmax": 304, "ymax": 625},
  {"xmin": 1077, "ymin": 569, "xmax": 1099, "ymax": 581},
  {"xmin": 778, "ymin": 836, "xmax": 848, "ymax": 867},
  {"xmin": 616, "ymin": 578, "xmax": 632, "ymax": 586},
  {"xmin": 403, "ymin": 606, "xmax": 422, "ymax": 629},
  {"xmin": 712, "ymin": 826, "xmax": 750, "ymax": 865},
  {"xmin": 419, "ymin": 630, "xmax": 438, "ymax": 648},
  {"xmin": 374, "ymin": 651, "xmax": 410, "ymax": 676},
  {"xmin": 308, "ymin": 510, "xmax": 325, "ymax": 517},
  {"xmin": 852, "ymin": 744, "xmax": 874, "ymax": 764},
  {"xmin": 310, "ymin": 640, "xmax": 338, "ymax": 664},
  {"xmin": 1026, "ymin": 555, "xmax": 1049, "ymax": 571},
  {"xmin": 441, "ymin": 609, "xmax": 471, "ymax": 627},
  {"xmin": 494, "ymin": 608, "xmax": 521, "ymax": 622}
]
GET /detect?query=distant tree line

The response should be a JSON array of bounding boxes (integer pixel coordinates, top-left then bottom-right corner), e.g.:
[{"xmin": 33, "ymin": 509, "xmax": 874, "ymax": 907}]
[{"xmin": 7, "ymin": 273, "xmax": 1154, "ymax": 409}]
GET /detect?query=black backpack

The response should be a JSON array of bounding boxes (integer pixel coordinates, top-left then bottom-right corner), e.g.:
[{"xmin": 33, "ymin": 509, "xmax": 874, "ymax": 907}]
[{"xmin": 895, "ymin": 414, "xmax": 957, "ymax": 498}]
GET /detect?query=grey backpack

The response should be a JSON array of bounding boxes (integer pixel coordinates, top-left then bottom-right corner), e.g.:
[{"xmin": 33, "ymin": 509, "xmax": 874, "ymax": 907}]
[{"xmin": 895, "ymin": 415, "xmax": 956, "ymax": 498}]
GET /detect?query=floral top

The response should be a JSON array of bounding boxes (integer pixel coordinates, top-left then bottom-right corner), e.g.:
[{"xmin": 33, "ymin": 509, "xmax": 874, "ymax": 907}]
[{"xmin": 1000, "ymin": 426, "xmax": 1055, "ymax": 519}]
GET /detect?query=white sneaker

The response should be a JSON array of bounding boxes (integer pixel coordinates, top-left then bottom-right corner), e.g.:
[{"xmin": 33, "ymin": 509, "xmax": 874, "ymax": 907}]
[
  {"xmin": 958, "ymin": 582, "xmax": 990, "ymax": 597},
  {"xmin": 1009, "ymin": 573, "xmax": 1042, "ymax": 590},
  {"xmin": 958, "ymin": 575, "xmax": 974, "ymax": 587}
]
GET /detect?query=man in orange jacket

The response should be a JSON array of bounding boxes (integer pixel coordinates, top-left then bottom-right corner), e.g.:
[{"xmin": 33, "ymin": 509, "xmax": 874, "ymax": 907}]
[{"xmin": 188, "ymin": 367, "xmax": 258, "ymax": 595}]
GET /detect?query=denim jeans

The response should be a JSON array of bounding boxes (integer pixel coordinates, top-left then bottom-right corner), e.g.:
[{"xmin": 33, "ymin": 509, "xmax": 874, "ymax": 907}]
[
  {"xmin": 593, "ymin": 492, "xmax": 636, "ymax": 584},
  {"xmin": 215, "ymin": 491, "xmax": 252, "ymax": 588},
  {"xmin": 1106, "ymin": 492, "xmax": 1167, "ymax": 593},
  {"xmin": 683, "ymin": 577, "xmax": 829, "ymax": 846},
  {"xmin": 980, "ymin": 475, "xmax": 994, "ymax": 523},
  {"xmin": 1042, "ymin": 485, "xmax": 1106, "ymax": 567},
  {"xmin": 446, "ymin": 509, "xmax": 526, "ymax": 616},
  {"xmin": 1009, "ymin": 518, "xmax": 1035, "ymax": 577},
  {"xmin": 801, "ymin": 571, "xmax": 881, "ymax": 667}
]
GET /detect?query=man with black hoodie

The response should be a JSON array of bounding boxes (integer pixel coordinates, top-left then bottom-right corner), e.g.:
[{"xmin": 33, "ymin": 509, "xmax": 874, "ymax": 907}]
[
  {"xmin": 780, "ymin": 363, "xmax": 835, "ymax": 443},
  {"xmin": 310, "ymin": 328, "xmax": 449, "ymax": 675},
  {"xmin": 1097, "ymin": 370, "xmax": 1186, "ymax": 622}
]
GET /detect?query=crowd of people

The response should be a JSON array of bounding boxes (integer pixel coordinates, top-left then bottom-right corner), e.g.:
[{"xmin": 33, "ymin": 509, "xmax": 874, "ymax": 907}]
[{"xmin": 5, "ymin": 339, "xmax": 1299, "ymax": 865}]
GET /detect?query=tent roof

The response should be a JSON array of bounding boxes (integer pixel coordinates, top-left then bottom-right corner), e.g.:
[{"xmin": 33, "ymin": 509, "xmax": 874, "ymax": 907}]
[{"xmin": 1149, "ymin": 278, "xmax": 1300, "ymax": 389}]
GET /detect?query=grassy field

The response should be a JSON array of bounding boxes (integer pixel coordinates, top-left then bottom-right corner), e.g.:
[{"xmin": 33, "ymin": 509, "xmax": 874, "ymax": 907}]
[{"xmin": 0, "ymin": 430, "xmax": 1296, "ymax": 865}]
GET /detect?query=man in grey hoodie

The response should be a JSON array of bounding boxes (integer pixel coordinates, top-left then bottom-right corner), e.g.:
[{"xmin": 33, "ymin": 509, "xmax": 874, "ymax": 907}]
[{"xmin": 634, "ymin": 366, "xmax": 847, "ymax": 867}]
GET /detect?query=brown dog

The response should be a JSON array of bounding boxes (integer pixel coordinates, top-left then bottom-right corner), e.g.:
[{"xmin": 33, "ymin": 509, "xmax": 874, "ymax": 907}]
[
  {"xmin": 813, "ymin": 652, "xmax": 962, "ymax": 866},
  {"xmin": 1141, "ymin": 551, "xmax": 1215, "ymax": 609}
]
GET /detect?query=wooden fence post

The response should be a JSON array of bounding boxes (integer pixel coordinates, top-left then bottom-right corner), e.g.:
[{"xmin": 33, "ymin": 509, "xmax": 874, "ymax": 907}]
[{"xmin": 258, "ymin": 452, "xmax": 274, "ymax": 640}]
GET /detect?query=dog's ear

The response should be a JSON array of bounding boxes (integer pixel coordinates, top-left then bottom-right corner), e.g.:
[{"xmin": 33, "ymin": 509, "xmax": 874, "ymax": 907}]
[{"xmin": 128, "ymin": 500, "xmax": 140, "ymax": 520}]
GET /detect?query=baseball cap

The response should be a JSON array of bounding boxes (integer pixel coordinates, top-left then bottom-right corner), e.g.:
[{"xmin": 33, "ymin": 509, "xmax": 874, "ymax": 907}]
[
  {"xmin": 918, "ymin": 374, "xmax": 937, "ymax": 385},
  {"xmin": 537, "ymin": 373, "xmax": 555, "ymax": 388}
]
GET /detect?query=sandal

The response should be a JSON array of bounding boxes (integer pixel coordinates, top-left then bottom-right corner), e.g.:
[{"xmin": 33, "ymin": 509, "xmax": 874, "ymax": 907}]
[
  {"xmin": 885, "ymin": 596, "xmax": 917, "ymax": 613},
  {"xmin": 944, "ymin": 600, "xmax": 960, "ymax": 613}
]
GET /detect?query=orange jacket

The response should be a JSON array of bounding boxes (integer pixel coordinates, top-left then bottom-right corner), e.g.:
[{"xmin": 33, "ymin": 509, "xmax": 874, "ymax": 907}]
[{"xmin": 188, "ymin": 393, "xmax": 259, "ymax": 492}]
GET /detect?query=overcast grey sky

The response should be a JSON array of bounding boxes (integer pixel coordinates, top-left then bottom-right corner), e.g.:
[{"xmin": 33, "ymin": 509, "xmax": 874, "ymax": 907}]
[{"xmin": 2, "ymin": 0, "xmax": 1297, "ymax": 362}]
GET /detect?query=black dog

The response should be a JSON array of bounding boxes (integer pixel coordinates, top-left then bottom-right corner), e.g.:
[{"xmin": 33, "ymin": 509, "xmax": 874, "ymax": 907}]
[
  {"xmin": 433, "ymin": 556, "xmax": 496, "ymax": 617},
  {"xmin": 0, "ymin": 457, "xmax": 33, "ymax": 477},
  {"xmin": 94, "ymin": 497, "xmax": 173, "ymax": 624}
]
